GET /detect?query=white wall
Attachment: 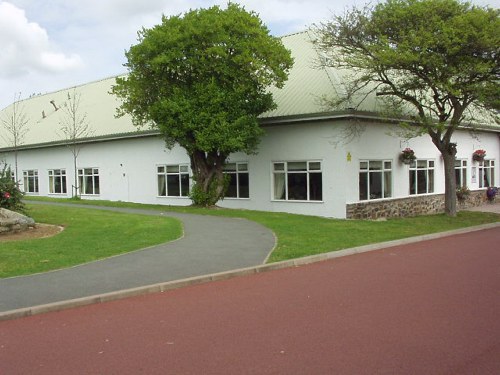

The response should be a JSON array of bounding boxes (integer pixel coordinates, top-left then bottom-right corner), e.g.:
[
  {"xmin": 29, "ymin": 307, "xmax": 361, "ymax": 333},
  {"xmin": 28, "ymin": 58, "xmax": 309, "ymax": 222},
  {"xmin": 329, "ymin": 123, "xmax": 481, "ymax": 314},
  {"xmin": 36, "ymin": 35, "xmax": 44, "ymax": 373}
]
[{"xmin": 2, "ymin": 121, "xmax": 498, "ymax": 218}]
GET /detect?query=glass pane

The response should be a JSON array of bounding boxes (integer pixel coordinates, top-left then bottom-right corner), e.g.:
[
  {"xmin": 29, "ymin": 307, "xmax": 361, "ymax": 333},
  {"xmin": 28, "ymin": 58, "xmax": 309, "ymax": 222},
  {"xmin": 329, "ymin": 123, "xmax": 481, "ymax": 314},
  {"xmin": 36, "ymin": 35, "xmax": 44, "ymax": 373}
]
[
  {"xmin": 79, "ymin": 176, "xmax": 84, "ymax": 194},
  {"xmin": 454, "ymin": 160, "xmax": 461, "ymax": 167},
  {"xmin": 273, "ymin": 173, "xmax": 286, "ymax": 199},
  {"xmin": 359, "ymin": 172, "xmax": 368, "ymax": 200},
  {"xmin": 417, "ymin": 170, "xmax": 427, "ymax": 194},
  {"xmin": 157, "ymin": 166, "xmax": 165, "ymax": 174},
  {"xmin": 409, "ymin": 170, "xmax": 416, "ymax": 195},
  {"xmin": 308, "ymin": 162, "xmax": 321, "ymax": 171},
  {"xmin": 85, "ymin": 168, "xmax": 92, "ymax": 175},
  {"xmin": 224, "ymin": 163, "xmax": 237, "ymax": 172},
  {"xmin": 384, "ymin": 171, "xmax": 392, "ymax": 198},
  {"xmin": 288, "ymin": 162, "xmax": 307, "ymax": 171},
  {"xmin": 417, "ymin": 160, "xmax": 427, "ymax": 169},
  {"xmin": 180, "ymin": 165, "xmax": 189, "ymax": 173},
  {"xmin": 158, "ymin": 175, "xmax": 166, "ymax": 196},
  {"xmin": 273, "ymin": 163, "xmax": 285, "ymax": 171},
  {"xmin": 93, "ymin": 169, "xmax": 99, "ymax": 175},
  {"xmin": 287, "ymin": 172, "xmax": 307, "ymax": 200},
  {"xmin": 384, "ymin": 161, "xmax": 392, "ymax": 170},
  {"xmin": 167, "ymin": 175, "xmax": 180, "ymax": 196},
  {"xmin": 428, "ymin": 170, "xmax": 434, "ymax": 193},
  {"xmin": 369, "ymin": 161, "xmax": 382, "ymax": 171},
  {"xmin": 167, "ymin": 165, "xmax": 179, "ymax": 173},
  {"xmin": 85, "ymin": 176, "xmax": 93, "ymax": 194},
  {"xmin": 180, "ymin": 174, "xmax": 189, "ymax": 196},
  {"xmin": 237, "ymin": 163, "xmax": 248, "ymax": 172},
  {"xmin": 61, "ymin": 176, "xmax": 67, "ymax": 193},
  {"xmin": 225, "ymin": 174, "xmax": 237, "ymax": 198},
  {"xmin": 360, "ymin": 161, "xmax": 368, "ymax": 170},
  {"xmin": 429, "ymin": 161, "xmax": 434, "ymax": 168},
  {"xmin": 369, "ymin": 171, "xmax": 382, "ymax": 199},
  {"xmin": 309, "ymin": 172, "xmax": 322, "ymax": 201},
  {"xmin": 239, "ymin": 173, "xmax": 249, "ymax": 198},
  {"xmin": 94, "ymin": 176, "xmax": 100, "ymax": 194}
]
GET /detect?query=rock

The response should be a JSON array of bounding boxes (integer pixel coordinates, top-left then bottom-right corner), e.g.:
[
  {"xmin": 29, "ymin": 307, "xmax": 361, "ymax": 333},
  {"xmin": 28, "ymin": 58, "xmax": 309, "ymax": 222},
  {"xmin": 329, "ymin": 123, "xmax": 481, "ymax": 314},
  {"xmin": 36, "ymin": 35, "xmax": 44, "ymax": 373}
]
[{"xmin": 0, "ymin": 208, "xmax": 35, "ymax": 235}]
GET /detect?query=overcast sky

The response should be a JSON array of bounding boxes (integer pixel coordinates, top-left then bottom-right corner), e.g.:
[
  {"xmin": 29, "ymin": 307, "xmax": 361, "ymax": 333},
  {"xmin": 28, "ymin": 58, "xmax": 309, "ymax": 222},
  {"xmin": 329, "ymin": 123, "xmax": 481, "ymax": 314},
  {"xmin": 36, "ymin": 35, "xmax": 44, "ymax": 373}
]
[{"xmin": 1, "ymin": 0, "xmax": 498, "ymax": 110}]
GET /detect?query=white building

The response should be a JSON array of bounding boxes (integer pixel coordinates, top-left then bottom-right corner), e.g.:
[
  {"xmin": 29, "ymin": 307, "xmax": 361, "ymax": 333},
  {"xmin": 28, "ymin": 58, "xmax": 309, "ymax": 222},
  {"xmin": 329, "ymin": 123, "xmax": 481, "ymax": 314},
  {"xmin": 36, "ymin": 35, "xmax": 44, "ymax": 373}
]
[{"xmin": 1, "ymin": 31, "xmax": 498, "ymax": 218}]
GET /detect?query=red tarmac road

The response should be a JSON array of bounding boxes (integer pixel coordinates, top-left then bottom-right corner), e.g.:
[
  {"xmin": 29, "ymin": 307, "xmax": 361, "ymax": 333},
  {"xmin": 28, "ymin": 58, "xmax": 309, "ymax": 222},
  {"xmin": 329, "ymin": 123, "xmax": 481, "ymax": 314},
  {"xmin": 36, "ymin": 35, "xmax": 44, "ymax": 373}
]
[{"xmin": 1, "ymin": 227, "xmax": 499, "ymax": 374}]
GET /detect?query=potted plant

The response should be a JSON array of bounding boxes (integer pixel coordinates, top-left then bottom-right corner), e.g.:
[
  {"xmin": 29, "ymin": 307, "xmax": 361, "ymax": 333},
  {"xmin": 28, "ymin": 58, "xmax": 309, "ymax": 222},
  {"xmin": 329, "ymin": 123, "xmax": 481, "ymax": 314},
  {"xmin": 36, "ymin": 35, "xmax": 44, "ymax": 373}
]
[
  {"xmin": 400, "ymin": 148, "xmax": 416, "ymax": 164},
  {"xmin": 486, "ymin": 187, "xmax": 497, "ymax": 202},
  {"xmin": 472, "ymin": 149, "xmax": 486, "ymax": 162}
]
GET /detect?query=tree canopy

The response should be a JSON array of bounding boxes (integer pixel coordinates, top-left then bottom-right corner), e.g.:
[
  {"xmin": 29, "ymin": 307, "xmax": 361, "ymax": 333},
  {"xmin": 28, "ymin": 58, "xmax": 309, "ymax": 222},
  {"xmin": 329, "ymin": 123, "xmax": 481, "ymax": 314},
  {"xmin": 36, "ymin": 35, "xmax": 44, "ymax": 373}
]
[
  {"xmin": 113, "ymin": 3, "xmax": 293, "ymax": 205},
  {"xmin": 315, "ymin": 0, "xmax": 499, "ymax": 216}
]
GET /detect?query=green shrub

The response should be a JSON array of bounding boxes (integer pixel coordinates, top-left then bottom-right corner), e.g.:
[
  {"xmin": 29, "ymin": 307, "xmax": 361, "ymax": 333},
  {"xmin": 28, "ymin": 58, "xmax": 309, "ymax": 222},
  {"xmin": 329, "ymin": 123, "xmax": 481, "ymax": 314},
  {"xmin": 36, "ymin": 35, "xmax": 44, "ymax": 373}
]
[{"xmin": 0, "ymin": 164, "xmax": 25, "ymax": 212}]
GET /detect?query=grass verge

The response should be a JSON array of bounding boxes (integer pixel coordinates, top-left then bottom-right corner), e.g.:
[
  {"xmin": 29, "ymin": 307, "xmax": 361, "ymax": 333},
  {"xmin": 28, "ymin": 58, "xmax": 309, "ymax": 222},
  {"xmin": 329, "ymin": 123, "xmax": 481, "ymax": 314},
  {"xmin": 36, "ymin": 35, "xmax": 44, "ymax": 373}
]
[
  {"xmin": 24, "ymin": 196, "xmax": 499, "ymax": 264},
  {"xmin": 0, "ymin": 204, "xmax": 182, "ymax": 278}
]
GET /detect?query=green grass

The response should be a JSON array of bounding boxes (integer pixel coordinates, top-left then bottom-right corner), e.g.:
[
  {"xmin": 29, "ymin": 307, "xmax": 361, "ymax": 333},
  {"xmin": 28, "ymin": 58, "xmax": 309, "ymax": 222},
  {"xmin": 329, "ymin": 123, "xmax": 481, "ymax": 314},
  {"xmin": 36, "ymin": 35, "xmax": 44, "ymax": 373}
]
[
  {"xmin": 24, "ymin": 196, "xmax": 499, "ymax": 264},
  {"xmin": 0, "ymin": 204, "xmax": 182, "ymax": 278}
]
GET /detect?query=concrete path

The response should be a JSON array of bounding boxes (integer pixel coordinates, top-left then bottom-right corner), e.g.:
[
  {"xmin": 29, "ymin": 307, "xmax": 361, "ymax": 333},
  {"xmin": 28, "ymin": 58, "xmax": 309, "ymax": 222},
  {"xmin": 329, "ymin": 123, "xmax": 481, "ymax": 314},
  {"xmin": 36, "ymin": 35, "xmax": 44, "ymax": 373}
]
[
  {"xmin": 0, "ymin": 202, "xmax": 275, "ymax": 312},
  {"xmin": 1, "ymin": 226, "xmax": 499, "ymax": 374}
]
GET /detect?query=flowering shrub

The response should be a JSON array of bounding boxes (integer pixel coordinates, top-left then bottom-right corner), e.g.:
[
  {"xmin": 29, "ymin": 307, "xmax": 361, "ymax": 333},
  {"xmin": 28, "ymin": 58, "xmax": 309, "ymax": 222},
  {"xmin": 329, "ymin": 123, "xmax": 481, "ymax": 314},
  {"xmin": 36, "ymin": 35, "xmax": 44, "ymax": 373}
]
[
  {"xmin": 486, "ymin": 187, "xmax": 497, "ymax": 202},
  {"xmin": 473, "ymin": 149, "xmax": 486, "ymax": 161},
  {"xmin": 400, "ymin": 148, "xmax": 416, "ymax": 163},
  {"xmin": 0, "ymin": 165, "xmax": 25, "ymax": 212}
]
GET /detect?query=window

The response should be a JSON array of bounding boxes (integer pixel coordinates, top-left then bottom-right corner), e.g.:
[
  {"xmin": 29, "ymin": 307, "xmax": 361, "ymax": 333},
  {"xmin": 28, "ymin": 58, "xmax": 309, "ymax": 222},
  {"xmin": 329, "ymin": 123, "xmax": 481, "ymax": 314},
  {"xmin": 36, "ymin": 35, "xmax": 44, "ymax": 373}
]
[
  {"xmin": 455, "ymin": 159, "xmax": 467, "ymax": 187},
  {"xmin": 224, "ymin": 162, "xmax": 249, "ymax": 198},
  {"xmin": 409, "ymin": 160, "xmax": 434, "ymax": 195},
  {"xmin": 157, "ymin": 165, "xmax": 190, "ymax": 197},
  {"xmin": 273, "ymin": 161, "xmax": 322, "ymax": 201},
  {"xmin": 23, "ymin": 170, "xmax": 39, "ymax": 193},
  {"xmin": 78, "ymin": 168, "xmax": 100, "ymax": 195},
  {"xmin": 479, "ymin": 160, "xmax": 495, "ymax": 188},
  {"xmin": 359, "ymin": 160, "xmax": 392, "ymax": 200},
  {"xmin": 48, "ymin": 169, "xmax": 67, "ymax": 194}
]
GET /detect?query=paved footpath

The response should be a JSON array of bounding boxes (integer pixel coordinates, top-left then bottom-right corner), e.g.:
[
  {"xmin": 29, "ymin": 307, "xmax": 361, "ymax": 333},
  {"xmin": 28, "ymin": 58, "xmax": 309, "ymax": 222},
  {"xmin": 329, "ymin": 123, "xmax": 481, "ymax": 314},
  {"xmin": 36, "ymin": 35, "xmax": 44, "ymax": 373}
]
[
  {"xmin": 0, "ymin": 202, "xmax": 275, "ymax": 312},
  {"xmin": 1, "ymin": 226, "xmax": 499, "ymax": 374}
]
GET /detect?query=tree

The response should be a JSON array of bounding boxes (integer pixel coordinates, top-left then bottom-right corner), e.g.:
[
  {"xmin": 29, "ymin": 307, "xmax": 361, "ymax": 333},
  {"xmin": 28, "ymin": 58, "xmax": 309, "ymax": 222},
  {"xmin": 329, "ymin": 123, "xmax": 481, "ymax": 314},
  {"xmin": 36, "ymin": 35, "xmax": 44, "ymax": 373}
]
[
  {"xmin": 315, "ymin": 0, "xmax": 499, "ymax": 216},
  {"xmin": 58, "ymin": 89, "xmax": 94, "ymax": 197},
  {"xmin": 1, "ymin": 93, "xmax": 29, "ymax": 184},
  {"xmin": 112, "ymin": 3, "xmax": 293, "ymax": 206}
]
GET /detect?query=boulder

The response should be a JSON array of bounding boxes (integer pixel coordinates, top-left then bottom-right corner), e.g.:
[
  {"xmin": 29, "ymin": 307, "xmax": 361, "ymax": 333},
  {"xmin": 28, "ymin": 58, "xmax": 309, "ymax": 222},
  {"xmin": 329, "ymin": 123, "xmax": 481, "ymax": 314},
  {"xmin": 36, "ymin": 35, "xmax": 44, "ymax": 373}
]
[{"xmin": 0, "ymin": 208, "xmax": 35, "ymax": 234}]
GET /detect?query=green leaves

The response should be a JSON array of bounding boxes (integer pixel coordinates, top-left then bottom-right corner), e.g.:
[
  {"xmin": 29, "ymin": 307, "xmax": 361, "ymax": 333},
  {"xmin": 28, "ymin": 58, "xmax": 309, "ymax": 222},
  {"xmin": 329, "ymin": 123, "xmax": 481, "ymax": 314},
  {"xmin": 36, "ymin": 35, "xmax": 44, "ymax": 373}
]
[{"xmin": 112, "ymin": 3, "xmax": 293, "ymax": 205}]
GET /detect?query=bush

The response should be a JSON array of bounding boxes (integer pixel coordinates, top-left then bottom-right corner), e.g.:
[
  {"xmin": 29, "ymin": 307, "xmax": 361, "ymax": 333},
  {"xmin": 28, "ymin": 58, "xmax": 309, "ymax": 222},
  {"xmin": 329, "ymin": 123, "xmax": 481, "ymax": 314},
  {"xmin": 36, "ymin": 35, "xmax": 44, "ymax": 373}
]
[{"xmin": 0, "ymin": 164, "xmax": 25, "ymax": 212}]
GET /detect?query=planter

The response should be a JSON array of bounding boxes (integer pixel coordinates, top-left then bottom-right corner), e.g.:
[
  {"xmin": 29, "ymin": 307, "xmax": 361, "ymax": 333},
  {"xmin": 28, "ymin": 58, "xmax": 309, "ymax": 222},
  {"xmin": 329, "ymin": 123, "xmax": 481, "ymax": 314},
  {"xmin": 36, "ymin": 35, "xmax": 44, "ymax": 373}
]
[{"xmin": 473, "ymin": 154, "xmax": 484, "ymax": 162}]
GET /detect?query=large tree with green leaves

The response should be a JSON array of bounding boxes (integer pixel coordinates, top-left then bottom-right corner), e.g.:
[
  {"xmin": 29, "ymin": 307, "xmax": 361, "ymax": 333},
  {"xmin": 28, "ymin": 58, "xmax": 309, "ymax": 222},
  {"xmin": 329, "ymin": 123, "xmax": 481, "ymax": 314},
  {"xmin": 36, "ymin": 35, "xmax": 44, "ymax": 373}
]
[
  {"xmin": 112, "ymin": 3, "xmax": 293, "ymax": 206},
  {"xmin": 316, "ymin": 0, "xmax": 499, "ymax": 216}
]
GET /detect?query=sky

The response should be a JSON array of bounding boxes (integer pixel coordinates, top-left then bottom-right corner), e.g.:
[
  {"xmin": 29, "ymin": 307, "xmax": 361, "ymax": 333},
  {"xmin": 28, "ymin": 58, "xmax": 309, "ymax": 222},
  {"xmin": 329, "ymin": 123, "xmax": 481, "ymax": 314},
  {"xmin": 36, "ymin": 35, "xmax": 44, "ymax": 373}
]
[{"xmin": 0, "ymin": 0, "xmax": 498, "ymax": 110}]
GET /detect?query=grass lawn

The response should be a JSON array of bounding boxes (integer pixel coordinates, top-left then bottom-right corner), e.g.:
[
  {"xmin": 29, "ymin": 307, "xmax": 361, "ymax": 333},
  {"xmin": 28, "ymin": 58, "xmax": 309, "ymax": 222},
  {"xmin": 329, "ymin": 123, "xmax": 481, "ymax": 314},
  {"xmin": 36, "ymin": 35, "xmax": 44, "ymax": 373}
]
[
  {"xmin": 23, "ymin": 197, "xmax": 500, "ymax": 264},
  {"xmin": 0, "ymin": 204, "xmax": 182, "ymax": 278}
]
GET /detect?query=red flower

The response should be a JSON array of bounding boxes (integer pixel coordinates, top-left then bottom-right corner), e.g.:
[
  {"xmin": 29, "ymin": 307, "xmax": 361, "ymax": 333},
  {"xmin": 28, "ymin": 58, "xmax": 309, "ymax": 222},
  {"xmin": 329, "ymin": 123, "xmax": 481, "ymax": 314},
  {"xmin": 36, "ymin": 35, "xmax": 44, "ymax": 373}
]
[{"xmin": 3, "ymin": 192, "xmax": 10, "ymax": 199}]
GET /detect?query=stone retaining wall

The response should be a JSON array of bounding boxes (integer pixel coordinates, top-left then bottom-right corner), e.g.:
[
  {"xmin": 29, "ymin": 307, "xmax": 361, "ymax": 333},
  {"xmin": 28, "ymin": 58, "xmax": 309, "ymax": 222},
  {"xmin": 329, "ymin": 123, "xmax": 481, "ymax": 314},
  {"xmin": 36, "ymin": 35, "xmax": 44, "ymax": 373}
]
[{"xmin": 346, "ymin": 190, "xmax": 490, "ymax": 220}]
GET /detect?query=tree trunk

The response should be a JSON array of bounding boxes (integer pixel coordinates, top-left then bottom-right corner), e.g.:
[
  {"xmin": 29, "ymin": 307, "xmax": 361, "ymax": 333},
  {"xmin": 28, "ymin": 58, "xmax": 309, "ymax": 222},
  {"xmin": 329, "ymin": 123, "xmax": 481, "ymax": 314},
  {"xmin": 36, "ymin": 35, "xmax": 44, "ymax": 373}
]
[
  {"xmin": 442, "ymin": 152, "xmax": 457, "ymax": 217},
  {"xmin": 431, "ymin": 136, "xmax": 457, "ymax": 217},
  {"xmin": 189, "ymin": 150, "xmax": 227, "ymax": 206}
]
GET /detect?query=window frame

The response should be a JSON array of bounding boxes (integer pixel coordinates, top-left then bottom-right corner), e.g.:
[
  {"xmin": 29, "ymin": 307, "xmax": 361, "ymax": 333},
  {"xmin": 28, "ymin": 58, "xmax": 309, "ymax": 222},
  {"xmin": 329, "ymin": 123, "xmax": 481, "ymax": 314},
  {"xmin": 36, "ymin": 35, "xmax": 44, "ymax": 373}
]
[
  {"xmin": 157, "ymin": 164, "xmax": 190, "ymax": 198},
  {"xmin": 409, "ymin": 159, "xmax": 435, "ymax": 195},
  {"xmin": 48, "ymin": 169, "xmax": 67, "ymax": 195},
  {"xmin": 359, "ymin": 160, "xmax": 393, "ymax": 201},
  {"xmin": 78, "ymin": 168, "xmax": 100, "ymax": 195},
  {"xmin": 479, "ymin": 159, "xmax": 495, "ymax": 188},
  {"xmin": 223, "ymin": 162, "xmax": 249, "ymax": 199},
  {"xmin": 455, "ymin": 159, "xmax": 468, "ymax": 188},
  {"xmin": 272, "ymin": 160, "xmax": 323, "ymax": 202},
  {"xmin": 23, "ymin": 169, "xmax": 39, "ymax": 194}
]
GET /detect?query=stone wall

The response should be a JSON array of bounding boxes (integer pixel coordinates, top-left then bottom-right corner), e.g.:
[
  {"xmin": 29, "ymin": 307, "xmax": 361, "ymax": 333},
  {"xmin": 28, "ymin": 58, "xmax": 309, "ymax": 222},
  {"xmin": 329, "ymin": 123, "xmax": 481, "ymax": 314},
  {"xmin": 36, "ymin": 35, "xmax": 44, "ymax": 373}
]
[
  {"xmin": 0, "ymin": 208, "xmax": 35, "ymax": 235},
  {"xmin": 346, "ymin": 190, "xmax": 490, "ymax": 220}
]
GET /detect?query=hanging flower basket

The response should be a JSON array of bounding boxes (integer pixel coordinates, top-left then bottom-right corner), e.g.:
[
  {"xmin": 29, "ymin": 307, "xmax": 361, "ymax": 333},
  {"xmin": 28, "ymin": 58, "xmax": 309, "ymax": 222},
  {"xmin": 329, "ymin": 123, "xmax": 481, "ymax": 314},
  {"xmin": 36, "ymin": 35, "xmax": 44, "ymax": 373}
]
[
  {"xmin": 472, "ymin": 149, "xmax": 486, "ymax": 162},
  {"xmin": 400, "ymin": 148, "xmax": 416, "ymax": 164}
]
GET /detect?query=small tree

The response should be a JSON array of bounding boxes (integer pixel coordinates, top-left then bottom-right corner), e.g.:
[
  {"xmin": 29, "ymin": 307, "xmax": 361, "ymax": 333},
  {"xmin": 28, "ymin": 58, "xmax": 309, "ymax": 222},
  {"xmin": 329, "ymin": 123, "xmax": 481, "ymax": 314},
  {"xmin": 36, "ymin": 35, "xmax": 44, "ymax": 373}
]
[
  {"xmin": 58, "ymin": 89, "xmax": 94, "ymax": 197},
  {"xmin": 0, "ymin": 164, "xmax": 25, "ymax": 212},
  {"xmin": 112, "ymin": 3, "xmax": 293, "ymax": 206},
  {"xmin": 315, "ymin": 0, "xmax": 499, "ymax": 216},
  {"xmin": 1, "ymin": 92, "xmax": 29, "ymax": 183}
]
